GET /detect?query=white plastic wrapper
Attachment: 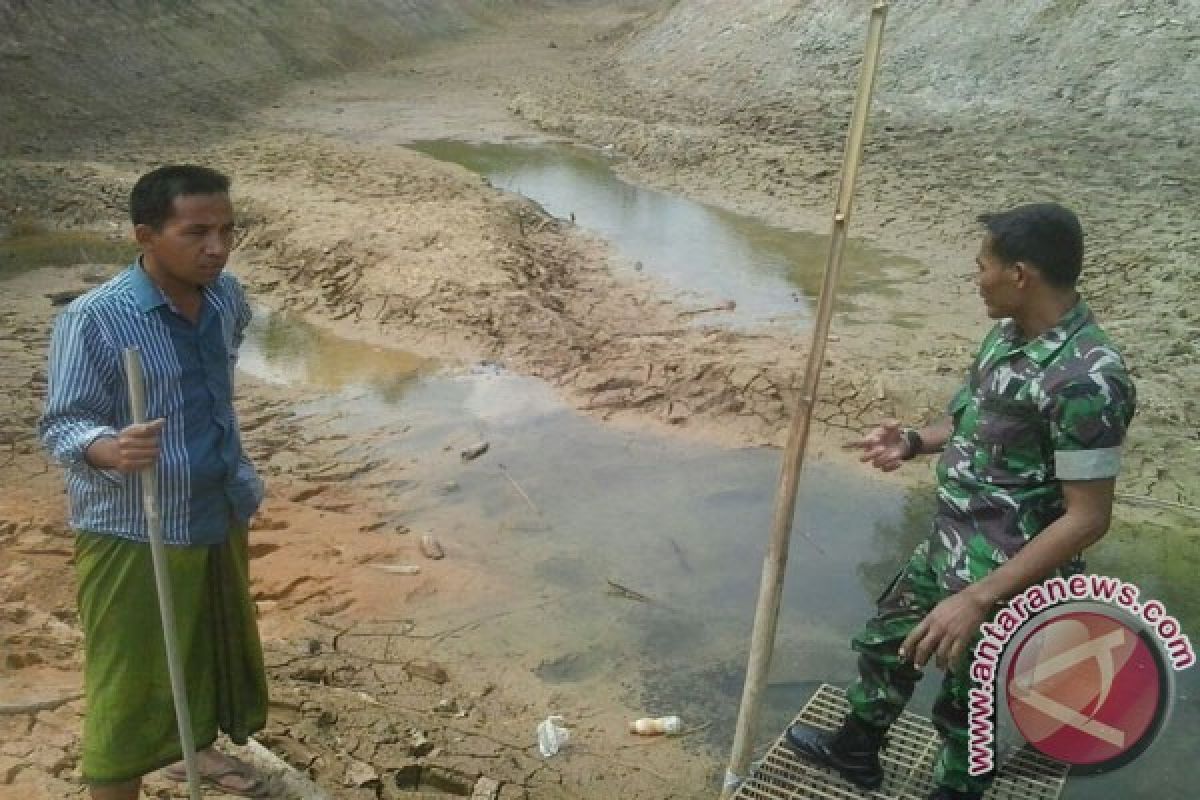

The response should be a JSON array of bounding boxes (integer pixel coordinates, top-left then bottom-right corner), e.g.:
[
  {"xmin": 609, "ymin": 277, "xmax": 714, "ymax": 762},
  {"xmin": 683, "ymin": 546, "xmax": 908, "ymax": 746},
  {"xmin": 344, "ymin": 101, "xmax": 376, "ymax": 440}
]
[{"xmin": 536, "ymin": 715, "xmax": 570, "ymax": 757}]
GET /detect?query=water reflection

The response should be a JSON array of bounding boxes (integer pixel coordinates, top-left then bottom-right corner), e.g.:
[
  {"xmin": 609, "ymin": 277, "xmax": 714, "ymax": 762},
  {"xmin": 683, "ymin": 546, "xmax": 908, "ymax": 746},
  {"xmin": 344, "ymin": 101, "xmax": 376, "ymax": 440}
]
[
  {"xmin": 238, "ymin": 308, "xmax": 427, "ymax": 400},
  {"xmin": 409, "ymin": 139, "xmax": 918, "ymax": 327}
]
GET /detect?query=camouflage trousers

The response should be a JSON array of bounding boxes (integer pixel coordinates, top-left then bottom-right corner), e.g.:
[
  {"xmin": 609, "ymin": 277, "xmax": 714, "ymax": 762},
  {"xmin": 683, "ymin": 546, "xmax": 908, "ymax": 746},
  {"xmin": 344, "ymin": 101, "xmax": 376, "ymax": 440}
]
[{"xmin": 845, "ymin": 539, "xmax": 993, "ymax": 795}]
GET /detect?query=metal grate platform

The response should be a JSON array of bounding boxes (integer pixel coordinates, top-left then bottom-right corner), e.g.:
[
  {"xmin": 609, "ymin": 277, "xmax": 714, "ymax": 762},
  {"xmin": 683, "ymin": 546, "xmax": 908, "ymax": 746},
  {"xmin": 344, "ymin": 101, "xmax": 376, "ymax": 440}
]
[{"xmin": 733, "ymin": 684, "xmax": 1068, "ymax": 800}]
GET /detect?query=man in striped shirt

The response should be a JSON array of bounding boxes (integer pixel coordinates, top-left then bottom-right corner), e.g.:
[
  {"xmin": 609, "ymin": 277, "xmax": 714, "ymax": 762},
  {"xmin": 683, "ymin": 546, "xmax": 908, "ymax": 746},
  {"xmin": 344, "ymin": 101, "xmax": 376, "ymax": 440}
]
[{"xmin": 40, "ymin": 165, "xmax": 269, "ymax": 798}]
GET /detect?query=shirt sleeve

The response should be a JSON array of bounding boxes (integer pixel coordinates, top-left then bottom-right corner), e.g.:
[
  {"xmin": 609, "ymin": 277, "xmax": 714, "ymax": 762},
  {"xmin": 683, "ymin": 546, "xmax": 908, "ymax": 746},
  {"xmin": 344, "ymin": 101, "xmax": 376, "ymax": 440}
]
[
  {"xmin": 230, "ymin": 274, "xmax": 252, "ymax": 354},
  {"xmin": 37, "ymin": 308, "xmax": 121, "ymax": 479},
  {"xmin": 946, "ymin": 382, "xmax": 971, "ymax": 417},
  {"xmin": 1050, "ymin": 370, "xmax": 1136, "ymax": 481}
]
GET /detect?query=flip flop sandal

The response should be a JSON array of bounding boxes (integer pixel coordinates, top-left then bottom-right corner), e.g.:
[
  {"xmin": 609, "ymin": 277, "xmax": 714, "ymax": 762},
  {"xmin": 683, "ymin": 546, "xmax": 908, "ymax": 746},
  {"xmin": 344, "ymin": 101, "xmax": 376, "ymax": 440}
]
[{"xmin": 163, "ymin": 760, "xmax": 270, "ymax": 798}]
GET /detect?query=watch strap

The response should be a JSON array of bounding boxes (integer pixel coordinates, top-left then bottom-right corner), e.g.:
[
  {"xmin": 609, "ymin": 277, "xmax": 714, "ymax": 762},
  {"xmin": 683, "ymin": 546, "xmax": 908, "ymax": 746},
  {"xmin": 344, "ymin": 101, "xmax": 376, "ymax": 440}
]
[{"xmin": 900, "ymin": 427, "xmax": 923, "ymax": 460}]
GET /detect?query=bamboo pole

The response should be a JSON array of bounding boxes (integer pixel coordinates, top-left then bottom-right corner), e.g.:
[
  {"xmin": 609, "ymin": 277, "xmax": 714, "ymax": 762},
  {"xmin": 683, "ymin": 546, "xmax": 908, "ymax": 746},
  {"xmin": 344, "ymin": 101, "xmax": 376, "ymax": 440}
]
[
  {"xmin": 124, "ymin": 347, "xmax": 202, "ymax": 800},
  {"xmin": 720, "ymin": 3, "xmax": 890, "ymax": 796}
]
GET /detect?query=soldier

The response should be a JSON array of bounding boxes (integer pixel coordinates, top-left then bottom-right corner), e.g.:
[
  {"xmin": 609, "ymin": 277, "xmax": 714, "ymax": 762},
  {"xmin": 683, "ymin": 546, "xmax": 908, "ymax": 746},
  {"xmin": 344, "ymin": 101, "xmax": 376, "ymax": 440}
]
[{"xmin": 783, "ymin": 203, "xmax": 1136, "ymax": 800}]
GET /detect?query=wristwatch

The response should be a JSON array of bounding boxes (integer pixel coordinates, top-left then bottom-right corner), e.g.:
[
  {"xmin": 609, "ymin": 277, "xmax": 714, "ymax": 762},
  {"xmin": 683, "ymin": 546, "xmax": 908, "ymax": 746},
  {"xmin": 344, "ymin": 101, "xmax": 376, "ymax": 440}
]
[{"xmin": 900, "ymin": 427, "xmax": 923, "ymax": 460}]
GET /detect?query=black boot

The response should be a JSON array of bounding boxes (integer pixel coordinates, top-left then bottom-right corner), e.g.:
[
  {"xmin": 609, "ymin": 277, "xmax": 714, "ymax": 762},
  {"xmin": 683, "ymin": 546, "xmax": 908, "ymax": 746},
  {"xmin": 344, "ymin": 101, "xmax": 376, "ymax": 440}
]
[
  {"xmin": 927, "ymin": 788, "xmax": 983, "ymax": 800},
  {"xmin": 782, "ymin": 715, "xmax": 886, "ymax": 790}
]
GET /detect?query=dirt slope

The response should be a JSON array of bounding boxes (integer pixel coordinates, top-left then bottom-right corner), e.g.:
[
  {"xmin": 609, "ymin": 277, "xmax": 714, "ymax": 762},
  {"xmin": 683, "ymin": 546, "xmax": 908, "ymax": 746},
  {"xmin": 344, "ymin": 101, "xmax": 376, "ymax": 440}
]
[
  {"xmin": 0, "ymin": 0, "xmax": 561, "ymax": 156},
  {"xmin": 624, "ymin": 0, "xmax": 1200, "ymax": 117}
]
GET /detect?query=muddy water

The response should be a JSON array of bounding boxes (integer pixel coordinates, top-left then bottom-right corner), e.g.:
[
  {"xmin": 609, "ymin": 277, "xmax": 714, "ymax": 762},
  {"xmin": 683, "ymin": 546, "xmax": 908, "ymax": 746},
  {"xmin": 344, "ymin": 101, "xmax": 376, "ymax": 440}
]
[
  {"xmin": 409, "ymin": 139, "xmax": 915, "ymax": 327},
  {"xmin": 238, "ymin": 308, "xmax": 429, "ymax": 392},
  {"xmin": 238, "ymin": 309, "xmax": 926, "ymax": 744},
  {"xmin": 238, "ymin": 310, "xmax": 1200, "ymax": 798}
]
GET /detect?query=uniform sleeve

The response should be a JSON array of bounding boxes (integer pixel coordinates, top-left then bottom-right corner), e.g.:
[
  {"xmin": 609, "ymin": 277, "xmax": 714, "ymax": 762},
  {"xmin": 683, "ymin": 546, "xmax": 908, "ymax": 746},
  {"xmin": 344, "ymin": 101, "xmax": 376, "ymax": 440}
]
[
  {"xmin": 37, "ymin": 308, "xmax": 121, "ymax": 477},
  {"xmin": 946, "ymin": 383, "xmax": 970, "ymax": 417},
  {"xmin": 1050, "ymin": 370, "xmax": 1136, "ymax": 481}
]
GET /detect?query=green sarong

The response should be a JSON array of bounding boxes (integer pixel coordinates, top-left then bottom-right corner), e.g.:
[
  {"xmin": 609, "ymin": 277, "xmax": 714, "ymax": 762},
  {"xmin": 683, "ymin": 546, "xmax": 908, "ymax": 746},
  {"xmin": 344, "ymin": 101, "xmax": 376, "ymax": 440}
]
[{"xmin": 75, "ymin": 526, "xmax": 268, "ymax": 785}]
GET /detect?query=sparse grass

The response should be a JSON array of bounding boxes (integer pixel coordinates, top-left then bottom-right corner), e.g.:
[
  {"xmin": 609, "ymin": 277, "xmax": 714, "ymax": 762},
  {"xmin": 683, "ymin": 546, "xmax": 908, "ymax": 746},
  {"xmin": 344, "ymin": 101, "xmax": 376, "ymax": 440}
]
[
  {"xmin": 1034, "ymin": 0, "xmax": 1090, "ymax": 26},
  {"xmin": 5, "ymin": 211, "xmax": 47, "ymax": 238},
  {"xmin": 0, "ymin": 216, "xmax": 136, "ymax": 277}
]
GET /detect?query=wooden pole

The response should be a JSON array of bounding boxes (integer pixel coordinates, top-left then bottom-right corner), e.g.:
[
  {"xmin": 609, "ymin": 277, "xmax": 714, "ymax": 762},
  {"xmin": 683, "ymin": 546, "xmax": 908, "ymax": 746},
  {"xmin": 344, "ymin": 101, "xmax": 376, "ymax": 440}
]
[
  {"xmin": 124, "ymin": 347, "xmax": 202, "ymax": 800},
  {"xmin": 720, "ymin": 3, "xmax": 890, "ymax": 796}
]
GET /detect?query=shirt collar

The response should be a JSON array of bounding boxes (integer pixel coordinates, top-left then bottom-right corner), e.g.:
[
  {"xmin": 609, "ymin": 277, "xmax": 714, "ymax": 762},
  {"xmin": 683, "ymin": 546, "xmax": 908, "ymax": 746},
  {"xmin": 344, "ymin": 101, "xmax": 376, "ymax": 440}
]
[
  {"xmin": 998, "ymin": 298, "xmax": 1093, "ymax": 366},
  {"xmin": 129, "ymin": 258, "xmax": 171, "ymax": 313}
]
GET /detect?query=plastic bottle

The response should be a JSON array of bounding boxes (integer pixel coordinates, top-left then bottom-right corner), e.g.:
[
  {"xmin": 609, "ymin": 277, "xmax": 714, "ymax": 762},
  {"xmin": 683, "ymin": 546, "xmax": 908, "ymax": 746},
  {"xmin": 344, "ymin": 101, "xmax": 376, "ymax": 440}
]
[{"xmin": 629, "ymin": 715, "xmax": 682, "ymax": 735}]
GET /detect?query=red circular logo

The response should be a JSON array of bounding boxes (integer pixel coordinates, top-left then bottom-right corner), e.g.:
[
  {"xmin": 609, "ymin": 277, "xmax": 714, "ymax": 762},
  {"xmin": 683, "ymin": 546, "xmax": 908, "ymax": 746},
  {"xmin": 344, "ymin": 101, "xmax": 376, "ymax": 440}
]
[{"xmin": 1005, "ymin": 610, "xmax": 1168, "ymax": 771}]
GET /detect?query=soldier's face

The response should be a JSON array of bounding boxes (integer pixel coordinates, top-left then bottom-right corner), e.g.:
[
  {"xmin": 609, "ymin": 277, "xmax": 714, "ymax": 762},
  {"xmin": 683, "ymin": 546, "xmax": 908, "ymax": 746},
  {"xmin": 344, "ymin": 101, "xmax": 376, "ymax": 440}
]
[{"xmin": 975, "ymin": 237, "xmax": 1021, "ymax": 319}]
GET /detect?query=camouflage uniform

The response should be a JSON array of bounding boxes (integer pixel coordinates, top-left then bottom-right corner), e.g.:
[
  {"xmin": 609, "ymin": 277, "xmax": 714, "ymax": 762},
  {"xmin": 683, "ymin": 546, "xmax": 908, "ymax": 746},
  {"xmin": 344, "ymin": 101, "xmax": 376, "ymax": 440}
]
[{"xmin": 845, "ymin": 299, "xmax": 1136, "ymax": 793}]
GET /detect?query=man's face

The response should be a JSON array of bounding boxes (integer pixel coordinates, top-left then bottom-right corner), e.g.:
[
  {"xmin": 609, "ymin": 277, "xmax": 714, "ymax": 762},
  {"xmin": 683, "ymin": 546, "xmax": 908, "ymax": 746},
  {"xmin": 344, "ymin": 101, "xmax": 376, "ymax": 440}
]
[
  {"xmin": 975, "ymin": 236, "xmax": 1021, "ymax": 319},
  {"xmin": 137, "ymin": 193, "xmax": 235, "ymax": 288}
]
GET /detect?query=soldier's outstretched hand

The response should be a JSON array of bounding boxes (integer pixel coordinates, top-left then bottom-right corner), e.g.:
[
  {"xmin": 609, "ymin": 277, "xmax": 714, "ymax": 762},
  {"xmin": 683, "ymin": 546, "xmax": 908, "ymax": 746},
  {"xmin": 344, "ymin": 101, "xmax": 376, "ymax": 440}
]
[{"xmin": 848, "ymin": 419, "xmax": 909, "ymax": 472}]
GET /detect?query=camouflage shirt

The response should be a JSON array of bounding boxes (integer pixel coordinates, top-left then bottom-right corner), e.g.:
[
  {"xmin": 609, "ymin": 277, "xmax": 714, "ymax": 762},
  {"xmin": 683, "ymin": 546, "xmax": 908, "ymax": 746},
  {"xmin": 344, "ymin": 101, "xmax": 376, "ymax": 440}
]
[{"xmin": 931, "ymin": 299, "xmax": 1136, "ymax": 591}]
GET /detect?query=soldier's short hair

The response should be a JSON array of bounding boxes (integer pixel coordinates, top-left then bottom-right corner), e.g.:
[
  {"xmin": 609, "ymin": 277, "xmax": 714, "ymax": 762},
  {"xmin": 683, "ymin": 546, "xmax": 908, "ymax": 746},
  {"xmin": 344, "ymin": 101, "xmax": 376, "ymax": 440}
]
[{"xmin": 978, "ymin": 203, "xmax": 1084, "ymax": 289}]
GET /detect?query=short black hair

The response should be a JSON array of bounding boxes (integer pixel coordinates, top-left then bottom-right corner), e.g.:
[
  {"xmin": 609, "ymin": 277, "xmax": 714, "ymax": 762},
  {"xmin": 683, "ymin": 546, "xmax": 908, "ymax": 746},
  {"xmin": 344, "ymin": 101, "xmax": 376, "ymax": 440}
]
[
  {"xmin": 130, "ymin": 165, "xmax": 230, "ymax": 230},
  {"xmin": 978, "ymin": 203, "xmax": 1084, "ymax": 289}
]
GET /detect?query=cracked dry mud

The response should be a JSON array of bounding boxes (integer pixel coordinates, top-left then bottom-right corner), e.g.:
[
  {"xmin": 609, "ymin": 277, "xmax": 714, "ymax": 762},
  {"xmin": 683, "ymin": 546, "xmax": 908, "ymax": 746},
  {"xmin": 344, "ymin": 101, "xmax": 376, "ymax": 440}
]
[{"xmin": 2, "ymin": 3, "xmax": 1197, "ymax": 799}]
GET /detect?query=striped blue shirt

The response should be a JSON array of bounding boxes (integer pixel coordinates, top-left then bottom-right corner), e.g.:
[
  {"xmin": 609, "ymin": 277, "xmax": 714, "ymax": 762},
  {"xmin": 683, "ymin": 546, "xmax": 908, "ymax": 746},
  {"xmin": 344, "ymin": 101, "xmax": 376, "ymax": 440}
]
[{"xmin": 39, "ymin": 262, "xmax": 264, "ymax": 545}]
